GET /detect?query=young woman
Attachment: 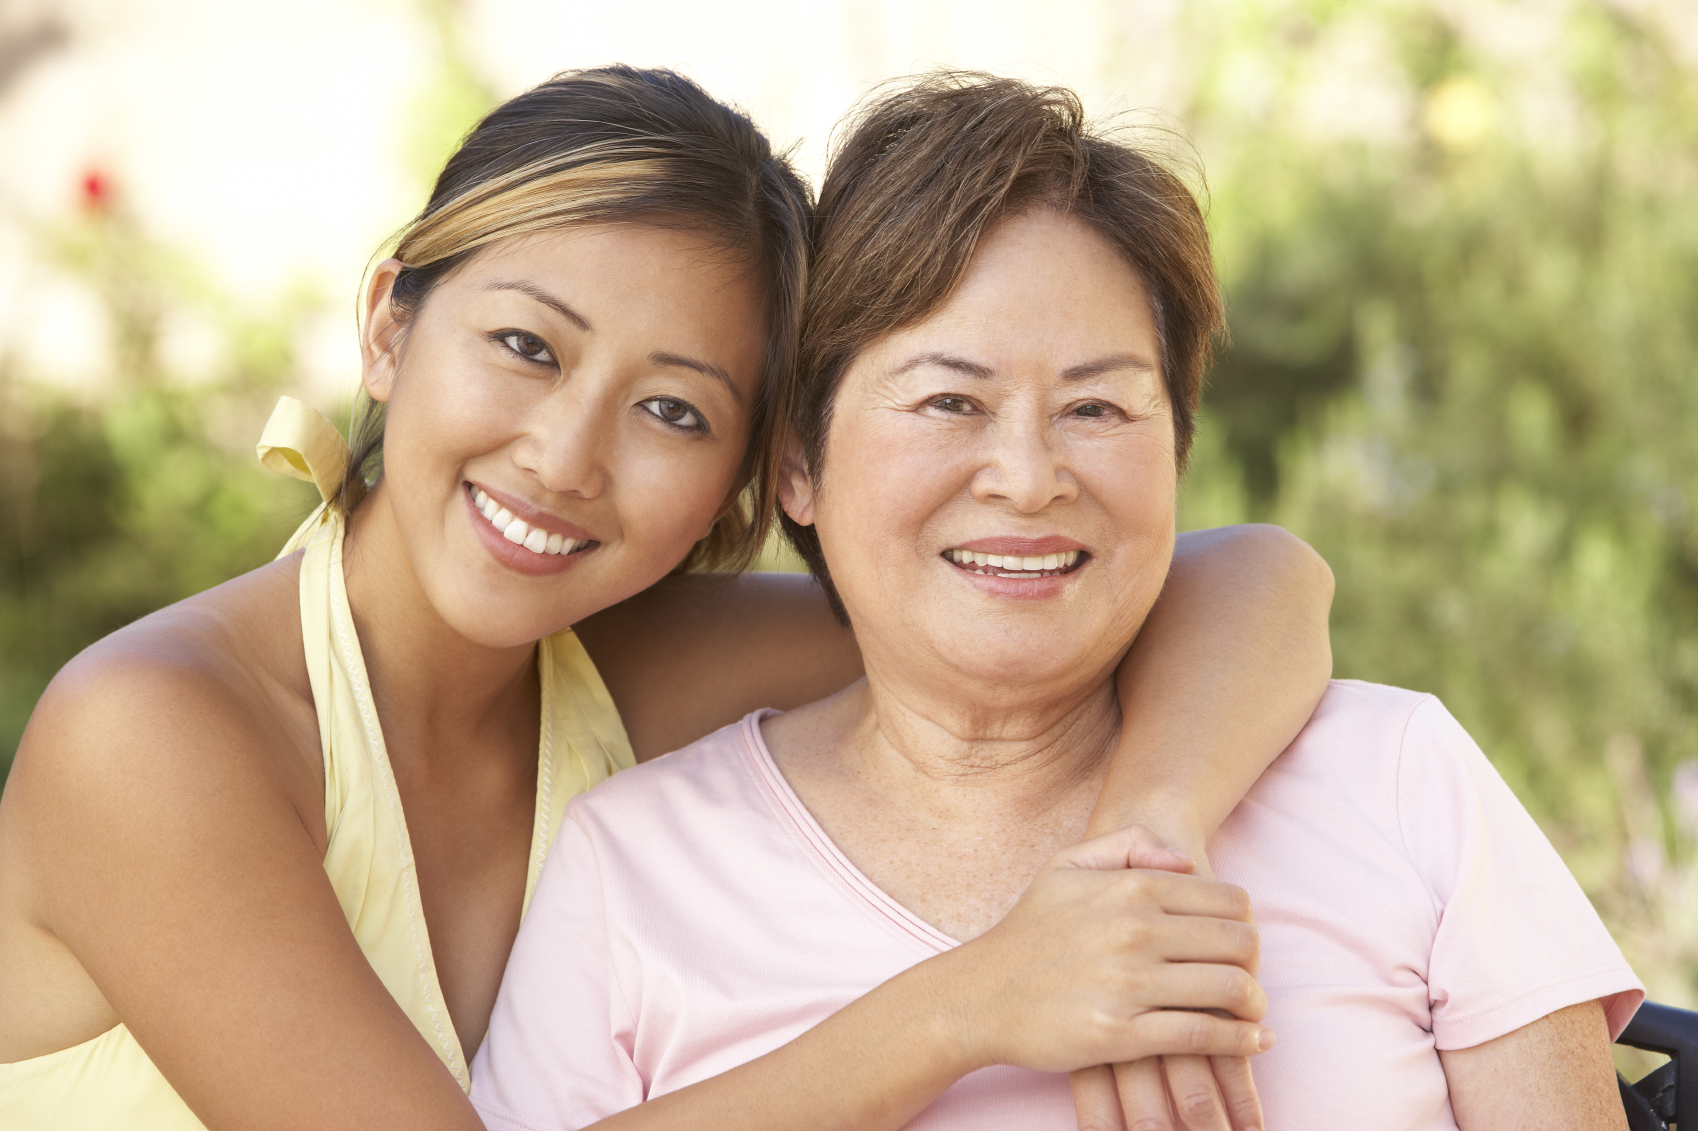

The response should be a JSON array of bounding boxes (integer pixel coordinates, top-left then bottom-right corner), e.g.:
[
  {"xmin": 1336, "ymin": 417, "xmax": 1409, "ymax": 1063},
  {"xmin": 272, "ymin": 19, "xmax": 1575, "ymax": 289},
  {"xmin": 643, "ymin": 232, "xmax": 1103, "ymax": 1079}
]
[
  {"xmin": 0, "ymin": 67, "xmax": 1332, "ymax": 1131},
  {"xmin": 472, "ymin": 72, "xmax": 1641, "ymax": 1131}
]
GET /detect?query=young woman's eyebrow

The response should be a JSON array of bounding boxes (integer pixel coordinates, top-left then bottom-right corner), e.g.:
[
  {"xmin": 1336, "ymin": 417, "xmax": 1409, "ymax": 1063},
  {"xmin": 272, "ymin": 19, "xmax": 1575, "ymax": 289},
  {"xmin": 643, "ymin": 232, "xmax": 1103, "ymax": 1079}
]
[
  {"xmin": 651, "ymin": 351, "xmax": 743, "ymax": 404},
  {"xmin": 483, "ymin": 280, "xmax": 592, "ymax": 332}
]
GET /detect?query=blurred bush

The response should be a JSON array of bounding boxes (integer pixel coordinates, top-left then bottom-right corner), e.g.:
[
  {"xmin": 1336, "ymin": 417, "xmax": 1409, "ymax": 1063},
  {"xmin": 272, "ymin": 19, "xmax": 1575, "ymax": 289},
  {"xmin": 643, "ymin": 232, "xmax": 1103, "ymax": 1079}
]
[
  {"xmin": 1177, "ymin": 0, "xmax": 1698, "ymax": 1004},
  {"xmin": 0, "ymin": 203, "xmax": 321, "ymax": 781}
]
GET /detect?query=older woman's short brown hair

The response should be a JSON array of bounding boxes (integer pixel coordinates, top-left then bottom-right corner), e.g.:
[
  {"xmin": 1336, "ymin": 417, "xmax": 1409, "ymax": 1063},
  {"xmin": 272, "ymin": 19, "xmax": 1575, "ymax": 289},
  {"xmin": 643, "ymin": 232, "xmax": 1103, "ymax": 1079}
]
[{"xmin": 782, "ymin": 71, "xmax": 1226, "ymax": 616}]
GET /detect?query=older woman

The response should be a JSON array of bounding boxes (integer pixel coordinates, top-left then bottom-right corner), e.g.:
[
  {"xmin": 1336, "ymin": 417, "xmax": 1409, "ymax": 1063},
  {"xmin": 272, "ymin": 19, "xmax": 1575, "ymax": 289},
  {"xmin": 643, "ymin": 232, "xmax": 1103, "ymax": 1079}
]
[{"xmin": 470, "ymin": 75, "xmax": 1642, "ymax": 1130}]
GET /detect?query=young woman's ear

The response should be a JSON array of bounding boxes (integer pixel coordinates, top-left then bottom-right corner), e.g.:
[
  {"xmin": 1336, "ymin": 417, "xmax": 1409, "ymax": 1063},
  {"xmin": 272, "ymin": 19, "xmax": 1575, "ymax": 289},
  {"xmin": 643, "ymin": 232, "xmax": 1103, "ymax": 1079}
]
[
  {"xmin": 360, "ymin": 259, "xmax": 407, "ymax": 403},
  {"xmin": 776, "ymin": 434, "xmax": 817, "ymax": 527}
]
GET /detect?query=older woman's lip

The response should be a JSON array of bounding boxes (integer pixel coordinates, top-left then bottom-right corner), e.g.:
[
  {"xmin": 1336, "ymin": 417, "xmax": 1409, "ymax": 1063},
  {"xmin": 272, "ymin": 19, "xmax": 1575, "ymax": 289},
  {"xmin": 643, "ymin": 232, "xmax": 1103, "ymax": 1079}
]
[{"xmin": 948, "ymin": 536, "xmax": 1086, "ymax": 556}]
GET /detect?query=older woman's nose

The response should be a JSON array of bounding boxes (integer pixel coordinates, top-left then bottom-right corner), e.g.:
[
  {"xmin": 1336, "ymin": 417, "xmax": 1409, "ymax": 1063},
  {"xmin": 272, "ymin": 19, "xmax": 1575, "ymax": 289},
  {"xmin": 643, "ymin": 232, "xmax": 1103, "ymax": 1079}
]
[
  {"xmin": 969, "ymin": 420, "xmax": 1078, "ymax": 513},
  {"xmin": 514, "ymin": 386, "xmax": 612, "ymax": 500}
]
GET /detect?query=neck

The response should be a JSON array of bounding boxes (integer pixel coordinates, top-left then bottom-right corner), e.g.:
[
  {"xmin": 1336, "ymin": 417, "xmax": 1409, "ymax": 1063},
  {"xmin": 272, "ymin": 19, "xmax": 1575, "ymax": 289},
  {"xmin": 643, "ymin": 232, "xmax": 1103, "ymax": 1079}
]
[
  {"xmin": 339, "ymin": 482, "xmax": 540, "ymax": 764},
  {"xmin": 843, "ymin": 662, "xmax": 1122, "ymax": 827}
]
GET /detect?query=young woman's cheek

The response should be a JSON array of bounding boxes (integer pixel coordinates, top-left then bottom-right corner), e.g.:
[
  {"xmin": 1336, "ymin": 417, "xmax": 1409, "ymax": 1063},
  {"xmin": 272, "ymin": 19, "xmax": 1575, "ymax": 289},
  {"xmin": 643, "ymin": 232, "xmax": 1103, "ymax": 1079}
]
[{"xmin": 612, "ymin": 423, "xmax": 747, "ymax": 564}]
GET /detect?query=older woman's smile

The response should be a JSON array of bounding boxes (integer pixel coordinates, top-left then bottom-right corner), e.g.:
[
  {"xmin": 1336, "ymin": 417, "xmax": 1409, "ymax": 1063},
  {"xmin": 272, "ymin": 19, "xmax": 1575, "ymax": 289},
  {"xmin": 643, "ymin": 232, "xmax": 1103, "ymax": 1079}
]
[{"xmin": 942, "ymin": 540, "xmax": 1085, "ymax": 579}]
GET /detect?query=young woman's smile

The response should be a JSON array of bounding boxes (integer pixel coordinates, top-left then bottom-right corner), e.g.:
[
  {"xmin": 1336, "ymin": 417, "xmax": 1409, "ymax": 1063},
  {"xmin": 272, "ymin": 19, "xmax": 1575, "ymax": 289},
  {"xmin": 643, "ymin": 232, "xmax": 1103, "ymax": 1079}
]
[
  {"xmin": 462, "ymin": 481, "xmax": 597, "ymax": 577},
  {"xmin": 360, "ymin": 223, "xmax": 767, "ymax": 647}
]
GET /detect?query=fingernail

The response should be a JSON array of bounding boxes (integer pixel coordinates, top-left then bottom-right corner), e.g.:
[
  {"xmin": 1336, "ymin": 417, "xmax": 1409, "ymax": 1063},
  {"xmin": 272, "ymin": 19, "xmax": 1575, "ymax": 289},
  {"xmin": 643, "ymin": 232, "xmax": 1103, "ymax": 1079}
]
[
  {"xmin": 1163, "ymin": 844, "xmax": 1194, "ymax": 860},
  {"xmin": 1257, "ymin": 1026, "xmax": 1276, "ymax": 1051}
]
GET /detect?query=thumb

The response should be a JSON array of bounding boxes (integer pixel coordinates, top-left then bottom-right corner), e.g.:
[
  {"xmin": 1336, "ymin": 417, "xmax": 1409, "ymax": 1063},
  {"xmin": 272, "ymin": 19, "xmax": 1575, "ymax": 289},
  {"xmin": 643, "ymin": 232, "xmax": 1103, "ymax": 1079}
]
[{"xmin": 1057, "ymin": 824, "xmax": 1196, "ymax": 874}]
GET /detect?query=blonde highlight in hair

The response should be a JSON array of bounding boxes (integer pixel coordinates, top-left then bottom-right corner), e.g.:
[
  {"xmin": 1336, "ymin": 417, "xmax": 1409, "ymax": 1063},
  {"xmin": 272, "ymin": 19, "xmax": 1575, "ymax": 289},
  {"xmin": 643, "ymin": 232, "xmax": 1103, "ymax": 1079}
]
[
  {"xmin": 397, "ymin": 153, "xmax": 673, "ymax": 268},
  {"xmin": 336, "ymin": 66, "xmax": 812, "ymax": 573}
]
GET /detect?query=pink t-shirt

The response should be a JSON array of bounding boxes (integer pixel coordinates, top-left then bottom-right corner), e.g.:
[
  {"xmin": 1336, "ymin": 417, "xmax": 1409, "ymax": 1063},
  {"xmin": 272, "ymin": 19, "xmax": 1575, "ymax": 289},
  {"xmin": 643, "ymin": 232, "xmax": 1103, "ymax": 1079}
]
[{"xmin": 471, "ymin": 680, "xmax": 1642, "ymax": 1130}]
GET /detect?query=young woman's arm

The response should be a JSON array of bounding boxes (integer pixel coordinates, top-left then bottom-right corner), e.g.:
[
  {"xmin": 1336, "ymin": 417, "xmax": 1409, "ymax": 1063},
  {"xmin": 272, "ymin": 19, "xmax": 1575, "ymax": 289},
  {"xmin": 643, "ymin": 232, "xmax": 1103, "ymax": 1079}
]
[
  {"xmin": 0, "ymin": 640, "xmax": 484, "ymax": 1131},
  {"xmin": 1080, "ymin": 525, "xmax": 1331, "ymax": 1131},
  {"xmin": 1086, "ymin": 523, "xmax": 1334, "ymax": 853},
  {"xmin": 578, "ymin": 523, "xmax": 1332, "ymax": 781},
  {"xmin": 1440, "ymin": 1001, "xmax": 1626, "ymax": 1129}
]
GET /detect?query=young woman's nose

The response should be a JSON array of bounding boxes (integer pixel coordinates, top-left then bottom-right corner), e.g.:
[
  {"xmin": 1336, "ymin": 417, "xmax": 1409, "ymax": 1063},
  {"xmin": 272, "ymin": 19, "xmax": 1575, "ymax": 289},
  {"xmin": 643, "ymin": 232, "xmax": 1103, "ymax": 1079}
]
[
  {"xmin": 512, "ymin": 385, "xmax": 612, "ymax": 499},
  {"xmin": 969, "ymin": 415, "xmax": 1078, "ymax": 513}
]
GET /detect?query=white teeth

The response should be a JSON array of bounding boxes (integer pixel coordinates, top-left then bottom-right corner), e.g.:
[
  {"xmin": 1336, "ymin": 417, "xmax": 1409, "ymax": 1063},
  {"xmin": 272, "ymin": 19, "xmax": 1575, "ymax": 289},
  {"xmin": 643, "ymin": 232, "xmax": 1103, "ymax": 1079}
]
[
  {"xmin": 946, "ymin": 547, "xmax": 1084, "ymax": 575},
  {"xmin": 475, "ymin": 488, "xmax": 593, "ymax": 556}
]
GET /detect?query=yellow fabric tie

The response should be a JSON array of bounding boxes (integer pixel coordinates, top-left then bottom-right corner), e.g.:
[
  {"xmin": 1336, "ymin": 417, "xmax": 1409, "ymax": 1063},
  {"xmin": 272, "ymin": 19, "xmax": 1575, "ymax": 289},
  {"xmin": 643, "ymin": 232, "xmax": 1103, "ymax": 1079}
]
[{"xmin": 256, "ymin": 395, "xmax": 350, "ymax": 503}]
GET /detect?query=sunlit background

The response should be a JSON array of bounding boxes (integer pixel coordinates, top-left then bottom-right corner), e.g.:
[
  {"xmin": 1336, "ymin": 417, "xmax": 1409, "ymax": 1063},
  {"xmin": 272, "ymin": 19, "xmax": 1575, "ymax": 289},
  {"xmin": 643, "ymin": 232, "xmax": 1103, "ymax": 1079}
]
[{"xmin": 3, "ymin": 0, "xmax": 1696, "ymax": 1038}]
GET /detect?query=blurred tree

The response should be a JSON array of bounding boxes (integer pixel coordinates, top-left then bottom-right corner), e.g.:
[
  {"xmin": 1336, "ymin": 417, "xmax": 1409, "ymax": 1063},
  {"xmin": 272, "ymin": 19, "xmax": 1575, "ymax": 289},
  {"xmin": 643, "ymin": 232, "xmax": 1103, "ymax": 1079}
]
[
  {"xmin": 1175, "ymin": 0, "xmax": 1698, "ymax": 1004},
  {"xmin": 0, "ymin": 185, "xmax": 320, "ymax": 785}
]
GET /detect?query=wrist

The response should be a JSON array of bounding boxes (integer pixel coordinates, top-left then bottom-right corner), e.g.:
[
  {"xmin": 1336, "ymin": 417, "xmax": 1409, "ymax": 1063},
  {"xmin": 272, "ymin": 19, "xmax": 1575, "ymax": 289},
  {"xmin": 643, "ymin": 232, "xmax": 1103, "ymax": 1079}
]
[{"xmin": 912, "ymin": 943, "xmax": 1002, "ymax": 1076}]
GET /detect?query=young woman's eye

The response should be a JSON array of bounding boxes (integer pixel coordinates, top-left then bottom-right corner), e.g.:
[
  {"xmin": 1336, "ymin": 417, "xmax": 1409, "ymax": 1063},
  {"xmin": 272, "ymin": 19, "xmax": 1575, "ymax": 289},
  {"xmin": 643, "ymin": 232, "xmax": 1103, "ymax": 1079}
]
[
  {"xmin": 495, "ymin": 330, "xmax": 555, "ymax": 364},
  {"xmin": 929, "ymin": 395, "xmax": 974, "ymax": 414},
  {"xmin": 639, "ymin": 396, "xmax": 709, "ymax": 434}
]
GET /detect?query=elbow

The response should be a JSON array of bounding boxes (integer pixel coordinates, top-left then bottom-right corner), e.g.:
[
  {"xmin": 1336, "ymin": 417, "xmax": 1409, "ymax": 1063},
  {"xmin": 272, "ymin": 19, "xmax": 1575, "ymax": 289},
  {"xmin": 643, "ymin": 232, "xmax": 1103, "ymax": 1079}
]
[
  {"xmin": 1255, "ymin": 524, "xmax": 1334, "ymax": 612},
  {"xmin": 1192, "ymin": 523, "xmax": 1334, "ymax": 611}
]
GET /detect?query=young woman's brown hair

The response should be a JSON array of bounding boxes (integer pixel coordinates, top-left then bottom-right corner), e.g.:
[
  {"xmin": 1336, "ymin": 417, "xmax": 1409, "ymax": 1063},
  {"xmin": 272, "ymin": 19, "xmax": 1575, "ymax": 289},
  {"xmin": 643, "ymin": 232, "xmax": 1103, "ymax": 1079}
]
[
  {"xmin": 345, "ymin": 64, "xmax": 811, "ymax": 570},
  {"xmin": 783, "ymin": 72, "xmax": 1224, "ymax": 609}
]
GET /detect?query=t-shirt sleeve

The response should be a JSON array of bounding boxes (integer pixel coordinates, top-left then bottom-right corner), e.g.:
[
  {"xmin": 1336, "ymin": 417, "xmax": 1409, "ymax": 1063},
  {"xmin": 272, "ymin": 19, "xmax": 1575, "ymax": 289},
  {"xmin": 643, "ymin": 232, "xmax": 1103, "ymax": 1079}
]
[
  {"xmin": 1396, "ymin": 696, "xmax": 1643, "ymax": 1050},
  {"xmin": 471, "ymin": 809, "xmax": 645, "ymax": 1130}
]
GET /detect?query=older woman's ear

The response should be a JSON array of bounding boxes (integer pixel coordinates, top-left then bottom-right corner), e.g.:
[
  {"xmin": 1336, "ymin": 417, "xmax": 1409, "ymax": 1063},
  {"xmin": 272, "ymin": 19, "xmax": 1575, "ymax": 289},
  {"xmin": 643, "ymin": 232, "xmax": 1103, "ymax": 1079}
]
[{"xmin": 776, "ymin": 434, "xmax": 817, "ymax": 526}]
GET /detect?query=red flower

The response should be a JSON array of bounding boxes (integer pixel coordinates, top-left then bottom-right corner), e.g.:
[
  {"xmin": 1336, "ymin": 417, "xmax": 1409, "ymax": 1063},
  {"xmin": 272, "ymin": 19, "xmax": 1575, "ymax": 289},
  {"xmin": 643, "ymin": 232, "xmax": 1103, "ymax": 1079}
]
[{"xmin": 80, "ymin": 169, "xmax": 111, "ymax": 213}]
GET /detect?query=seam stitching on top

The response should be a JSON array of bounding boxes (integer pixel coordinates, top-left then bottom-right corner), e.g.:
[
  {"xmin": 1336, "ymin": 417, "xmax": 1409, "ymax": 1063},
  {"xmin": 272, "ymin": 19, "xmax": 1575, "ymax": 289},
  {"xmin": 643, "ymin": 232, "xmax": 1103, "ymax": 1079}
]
[{"xmin": 327, "ymin": 529, "xmax": 466, "ymax": 1086}]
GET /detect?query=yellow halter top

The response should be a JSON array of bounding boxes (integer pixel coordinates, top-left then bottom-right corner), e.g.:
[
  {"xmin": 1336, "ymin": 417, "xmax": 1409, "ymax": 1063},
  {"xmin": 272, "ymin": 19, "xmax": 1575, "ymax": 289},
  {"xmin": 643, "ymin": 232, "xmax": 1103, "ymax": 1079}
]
[{"xmin": 0, "ymin": 397, "xmax": 635, "ymax": 1129}]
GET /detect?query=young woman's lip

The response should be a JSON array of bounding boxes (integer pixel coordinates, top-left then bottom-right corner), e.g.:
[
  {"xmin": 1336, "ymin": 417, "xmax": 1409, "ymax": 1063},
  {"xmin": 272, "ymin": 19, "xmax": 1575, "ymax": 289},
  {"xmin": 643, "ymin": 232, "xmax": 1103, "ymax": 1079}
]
[
  {"xmin": 464, "ymin": 488, "xmax": 588, "ymax": 577},
  {"xmin": 468, "ymin": 481, "xmax": 597, "ymax": 543},
  {"xmin": 948, "ymin": 536, "xmax": 1087, "ymax": 556}
]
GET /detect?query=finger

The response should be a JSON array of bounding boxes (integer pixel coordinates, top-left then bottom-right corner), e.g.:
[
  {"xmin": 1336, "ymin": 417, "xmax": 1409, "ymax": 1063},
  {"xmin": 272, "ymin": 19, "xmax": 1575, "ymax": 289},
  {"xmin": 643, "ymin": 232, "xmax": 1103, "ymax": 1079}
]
[
  {"xmin": 1116, "ymin": 871, "xmax": 1254, "ymax": 922},
  {"xmin": 1070, "ymin": 1065, "xmax": 1129, "ymax": 1131},
  {"xmin": 1114, "ymin": 1010, "xmax": 1274, "ymax": 1062},
  {"xmin": 1161, "ymin": 1054, "xmax": 1230, "ymax": 1131},
  {"xmin": 1060, "ymin": 825, "xmax": 1196, "ymax": 874},
  {"xmin": 1120, "ymin": 965, "xmax": 1267, "ymax": 1023},
  {"xmin": 1113, "ymin": 1058, "xmax": 1174, "ymax": 1131},
  {"xmin": 1134, "ymin": 915, "xmax": 1259, "ymax": 970},
  {"xmin": 1209, "ymin": 1056, "xmax": 1264, "ymax": 1131}
]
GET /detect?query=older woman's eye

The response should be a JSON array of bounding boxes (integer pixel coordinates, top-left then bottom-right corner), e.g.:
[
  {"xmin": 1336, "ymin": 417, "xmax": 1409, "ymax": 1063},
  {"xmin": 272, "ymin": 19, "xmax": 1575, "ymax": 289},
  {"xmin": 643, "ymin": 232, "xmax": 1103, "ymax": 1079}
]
[
  {"xmin": 496, "ymin": 330, "xmax": 555, "ymax": 364},
  {"xmin": 930, "ymin": 395, "xmax": 974, "ymax": 414},
  {"xmin": 1072, "ymin": 402, "xmax": 1112, "ymax": 418},
  {"xmin": 639, "ymin": 396, "xmax": 709, "ymax": 434}
]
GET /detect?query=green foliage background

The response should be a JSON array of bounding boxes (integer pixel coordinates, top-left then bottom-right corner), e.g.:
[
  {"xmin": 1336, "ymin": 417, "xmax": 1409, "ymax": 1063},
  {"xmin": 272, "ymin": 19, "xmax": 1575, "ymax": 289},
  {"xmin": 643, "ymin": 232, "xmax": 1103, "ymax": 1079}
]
[{"xmin": 2, "ymin": 0, "xmax": 1694, "ymax": 1005}]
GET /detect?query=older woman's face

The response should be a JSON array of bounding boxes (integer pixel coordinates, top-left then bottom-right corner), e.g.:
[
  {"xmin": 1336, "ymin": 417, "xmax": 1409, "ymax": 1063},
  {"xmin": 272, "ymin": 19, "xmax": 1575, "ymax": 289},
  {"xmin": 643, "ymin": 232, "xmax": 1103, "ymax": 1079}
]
[{"xmin": 787, "ymin": 209, "xmax": 1177, "ymax": 693}]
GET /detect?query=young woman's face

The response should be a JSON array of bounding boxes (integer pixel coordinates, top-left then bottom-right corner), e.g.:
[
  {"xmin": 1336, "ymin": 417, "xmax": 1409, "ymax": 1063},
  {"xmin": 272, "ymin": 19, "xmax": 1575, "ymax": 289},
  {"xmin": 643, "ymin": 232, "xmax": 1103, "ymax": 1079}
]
[
  {"xmin": 363, "ymin": 223, "xmax": 766, "ymax": 648},
  {"xmin": 784, "ymin": 208, "xmax": 1178, "ymax": 696}
]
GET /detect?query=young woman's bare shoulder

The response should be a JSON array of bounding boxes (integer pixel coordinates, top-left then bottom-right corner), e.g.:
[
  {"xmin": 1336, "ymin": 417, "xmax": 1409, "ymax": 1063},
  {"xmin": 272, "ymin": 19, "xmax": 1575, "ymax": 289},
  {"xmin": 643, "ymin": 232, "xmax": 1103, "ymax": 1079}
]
[{"xmin": 10, "ymin": 553, "xmax": 322, "ymax": 834}]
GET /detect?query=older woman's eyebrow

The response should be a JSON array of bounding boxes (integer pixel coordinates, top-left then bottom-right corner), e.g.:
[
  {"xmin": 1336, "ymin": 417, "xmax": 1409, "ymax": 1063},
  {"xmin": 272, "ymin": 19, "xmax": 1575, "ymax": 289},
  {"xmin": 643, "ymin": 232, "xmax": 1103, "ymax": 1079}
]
[
  {"xmin": 651, "ymin": 351, "xmax": 744, "ymax": 404},
  {"xmin": 890, "ymin": 351, "xmax": 994, "ymax": 378},
  {"xmin": 483, "ymin": 281, "xmax": 592, "ymax": 332},
  {"xmin": 1060, "ymin": 354, "xmax": 1158, "ymax": 380}
]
